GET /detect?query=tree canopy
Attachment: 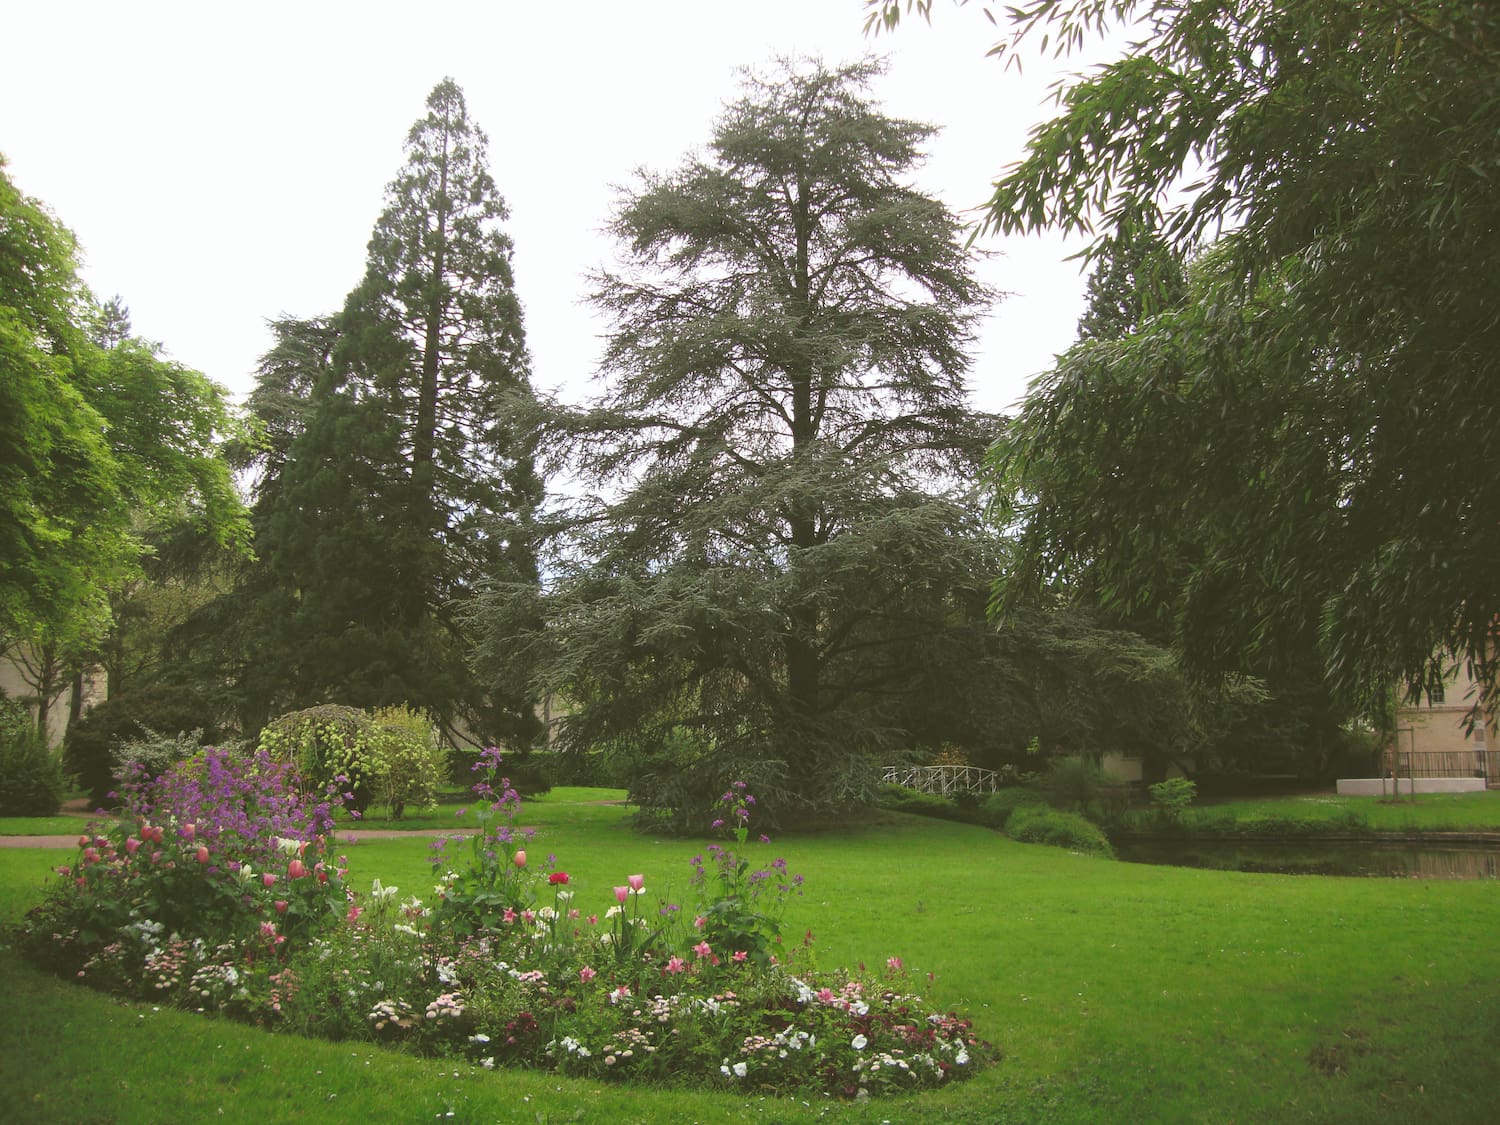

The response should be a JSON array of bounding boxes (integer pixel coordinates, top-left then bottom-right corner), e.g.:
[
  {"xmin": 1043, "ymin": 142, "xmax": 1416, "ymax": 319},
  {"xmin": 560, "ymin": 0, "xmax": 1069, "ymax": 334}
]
[
  {"xmin": 1, "ymin": 159, "xmax": 248, "ymax": 737},
  {"xmin": 880, "ymin": 1, "xmax": 1500, "ymax": 706},
  {"xmin": 205, "ymin": 80, "xmax": 542, "ymax": 743},
  {"xmin": 473, "ymin": 59, "xmax": 1000, "ymax": 818}
]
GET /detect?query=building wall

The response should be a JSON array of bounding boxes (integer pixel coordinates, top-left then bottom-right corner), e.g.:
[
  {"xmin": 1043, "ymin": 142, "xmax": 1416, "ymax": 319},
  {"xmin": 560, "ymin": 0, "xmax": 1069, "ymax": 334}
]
[
  {"xmin": 0, "ymin": 650, "xmax": 107, "ymax": 747},
  {"xmin": 1393, "ymin": 658, "xmax": 1496, "ymax": 765}
]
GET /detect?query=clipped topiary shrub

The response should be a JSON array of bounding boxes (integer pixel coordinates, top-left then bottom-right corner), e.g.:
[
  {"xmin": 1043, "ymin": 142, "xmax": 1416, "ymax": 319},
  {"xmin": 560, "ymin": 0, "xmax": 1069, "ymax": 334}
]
[
  {"xmin": 368, "ymin": 705, "xmax": 447, "ymax": 820},
  {"xmin": 258, "ymin": 705, "xmax": 380, "ymax": 813},
  {"xmin": 1006, "ymin": 805, "xmax": 1116, "ymax": 858},
  {"xmin": 0, "ymin": 699, "xmax": 66, "ymax": 815}
]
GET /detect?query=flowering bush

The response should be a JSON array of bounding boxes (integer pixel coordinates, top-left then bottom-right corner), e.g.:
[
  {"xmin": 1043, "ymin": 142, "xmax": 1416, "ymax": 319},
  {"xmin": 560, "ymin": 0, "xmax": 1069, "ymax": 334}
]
[
  {"xmin": 18, "ymin": 748, "xmax": 349, "ymax": 977},
  {"xmin": 15, "ymin": 750, "xmax": 990, "ymax": 1100}
]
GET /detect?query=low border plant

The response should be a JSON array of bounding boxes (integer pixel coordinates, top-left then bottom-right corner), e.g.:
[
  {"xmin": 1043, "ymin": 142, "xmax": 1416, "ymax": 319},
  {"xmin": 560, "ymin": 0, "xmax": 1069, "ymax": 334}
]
[{"xmin": 13, "ymin": 748, "xmax": 991, "ymax": 1102}]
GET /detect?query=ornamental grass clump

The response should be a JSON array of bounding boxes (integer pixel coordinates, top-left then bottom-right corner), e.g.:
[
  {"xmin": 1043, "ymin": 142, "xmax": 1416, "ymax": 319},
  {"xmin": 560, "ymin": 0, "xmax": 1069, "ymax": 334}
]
[{"xmin": 14, "ymin": 748, "xmax": 991, "ymax": 1100}]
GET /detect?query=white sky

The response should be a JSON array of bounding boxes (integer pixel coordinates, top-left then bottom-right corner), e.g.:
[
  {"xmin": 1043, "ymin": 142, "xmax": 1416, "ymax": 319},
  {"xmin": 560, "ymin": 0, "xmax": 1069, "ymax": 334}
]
[{"xmin": 2, "ymin": 0, "xmax": 1101, "ymax": 417}]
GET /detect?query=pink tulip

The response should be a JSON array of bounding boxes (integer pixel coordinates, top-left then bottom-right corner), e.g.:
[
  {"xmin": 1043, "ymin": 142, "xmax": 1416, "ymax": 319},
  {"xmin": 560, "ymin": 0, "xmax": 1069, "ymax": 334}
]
[
  {"xmin": 512, "ymin": 849, "xmax": 527, "ymax": 868},
  {"xmin": 82, "ymin": 847, "xmax": 99, "ymax": 864},
  {"xmin": 627, "ymin": 874, "xmax": 644, "ymax": 892},
  {"xmin": 287, "ymin": 858, "xmax": 309, "ymax": 880},
  {"xmin": 196, "ymin": 845, "xmax": 210, "ymax": 865},
  {"xmin": 182, "ymin": 823, "xmax": 196, "ymax": 840},
  {"xmin": 614, "ymin": 886, "xmax": 629, "ymax": 903},
  {"xmin": 263, "ymin": 872, "xmax": 277, "ymax": 888},
  {"xmin": 124, "ymin": 838, "xmax": 141, "ymax": 855},
  {"xmin": 274, "ymin": 899, "xmax": 289, "ymax": 915}
]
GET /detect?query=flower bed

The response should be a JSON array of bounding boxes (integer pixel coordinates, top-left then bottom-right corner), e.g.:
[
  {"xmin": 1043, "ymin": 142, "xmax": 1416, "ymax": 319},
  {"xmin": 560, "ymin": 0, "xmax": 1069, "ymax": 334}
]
[{"xmin": 13, "ymin": 749, "xmax": 989, "ymax": 1100}]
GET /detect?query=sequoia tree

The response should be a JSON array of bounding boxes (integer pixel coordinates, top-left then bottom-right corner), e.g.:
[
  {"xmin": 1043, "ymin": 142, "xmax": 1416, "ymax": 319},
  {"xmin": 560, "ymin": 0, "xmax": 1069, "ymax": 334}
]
[
  {"xmin": 473, "ymin": 60, "xmax": 997, "ymax": 817},
  {"xmin": 235, "ymin": 81, "xmax": 542, "ymax": 743}
]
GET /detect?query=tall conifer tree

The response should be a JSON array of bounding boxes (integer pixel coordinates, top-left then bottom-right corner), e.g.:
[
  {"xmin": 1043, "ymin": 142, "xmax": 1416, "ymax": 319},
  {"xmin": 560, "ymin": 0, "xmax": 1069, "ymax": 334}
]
[{"xmin": 237, "ymin": 80, "xmax": 541, "ymax": 742}]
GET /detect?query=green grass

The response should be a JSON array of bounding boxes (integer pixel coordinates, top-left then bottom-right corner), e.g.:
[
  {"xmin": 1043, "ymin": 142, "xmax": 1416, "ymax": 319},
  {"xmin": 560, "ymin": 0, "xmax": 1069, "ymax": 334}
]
[
  {"xmin": 4, "ymin": 811, "xmax": 1500, "ymax": 1122},
  {"xmin": 0, "ymin": 816, "xmax": 88, "ymax": 836},
  {"xmin": 334, "ymin": 785, "xmax": 629, "ymax": 832},
  {"xmin": 1183, "ymin": 791, "xmax": 1500, "ymax": 832}
]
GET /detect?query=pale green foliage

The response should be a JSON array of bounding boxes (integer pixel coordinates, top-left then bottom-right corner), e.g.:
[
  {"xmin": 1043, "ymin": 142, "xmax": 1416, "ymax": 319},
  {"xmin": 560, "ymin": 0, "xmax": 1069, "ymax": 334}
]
[
  {"xmin": 368, "ymin": 705, "xmax": 445, "ymax": 820},
  {"xmin": 258, "ymin": 705, "xmax": 380, "ymax": 813}
]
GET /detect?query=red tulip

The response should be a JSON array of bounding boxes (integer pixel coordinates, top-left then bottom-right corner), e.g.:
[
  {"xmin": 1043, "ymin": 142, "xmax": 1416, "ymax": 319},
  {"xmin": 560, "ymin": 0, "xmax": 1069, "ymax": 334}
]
[
  {"xmin": 196, "ymin": 845, "xmax": 210, "ymax": 865},
  {"xmin": 548, "ymin": 871, "xmax": 570, "ymax": 885}
]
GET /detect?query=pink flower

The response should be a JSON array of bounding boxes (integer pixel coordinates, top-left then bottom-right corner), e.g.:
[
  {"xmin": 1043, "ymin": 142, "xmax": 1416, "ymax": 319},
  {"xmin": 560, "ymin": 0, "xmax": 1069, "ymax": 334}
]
[
  {"xmin": 503, "ymin": 907, "xmax": 517, "ymax": 924},
  {"xmin": 81, "ymin": 847, "xmax": 99, "ymax": 864},
  {"xmin": 693, "ymin": 941, "xmax": 712, "ymax": 959},
  {"xmin": 513, "ymin": 849, "xmax": 527, "ymax": 868},
  {"xmin": 579, "ymin": 966, "xmax": 597, "ymax": 984},
  {"xmin": 522, "ymin": 910, "xmax": 536, "ymax": 923},
  {"xmin": 124, "ymin": 837, "xmax": 141, "ymax": 855},
  {"xmin": 196, "ymin": 845, "xmax": 210, "ymax": 865},
  {"xmin": 664, "ymin": 956, "xmax": 687, "ymax": 974},
  {"xmin": 77, "ymin": 835, "xmax": 89, "ymax": 848},
  {"xmin": 263, "ymin": 872, "xmax": 277, "ymax": 888},
  {"xmin": 346, "ymin": 905, "xmax": 363, "ymax": 923},
  {"xmin": 315, "ymin": 863, "xmax": 329, "ymax": 884},
  {"xmin": 614, "ymin": 886, "xmax": 629, "ymax": 903},
  {"xmin": 886, "ymin": 956, "xmax": 903, "ymax": 971},
  {"xmin": 587, "ymin": 914, "xmax": 599, "ymax": 926},
  {"xmin": 287, "ymin": 858, "xmax": 309, "ymax": 879},
  {"xmin": 733, "ymin": 950, "xmax": 748, "ymax": 963},
  {"xmin": 693, "ymin": 915, "xmax": 706, "ymax": 929},
  {"xmin": 274, "ymin": 899, "xmax": 289, "ymax": 915},
  {"xmin": 182, "ymin": 823, "xmax": 196, "ymax": 841},
  {"xmin": 627, "ymin": 874, "xmax": 644, "ymax": 892}
]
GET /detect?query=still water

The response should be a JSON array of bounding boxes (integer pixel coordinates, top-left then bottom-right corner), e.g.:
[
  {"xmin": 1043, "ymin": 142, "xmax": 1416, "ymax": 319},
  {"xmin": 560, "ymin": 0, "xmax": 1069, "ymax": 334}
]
[{"xmin": 1113, "ymin": 839, "xmax": 1500, "ymax": 880}]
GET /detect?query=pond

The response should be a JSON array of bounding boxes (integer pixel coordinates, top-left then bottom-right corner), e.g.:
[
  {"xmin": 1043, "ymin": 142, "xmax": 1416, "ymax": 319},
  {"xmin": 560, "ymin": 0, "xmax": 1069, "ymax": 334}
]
[{"xmin": 1113, "ymin": 838, "xmax": 1500, "ymax": 880}]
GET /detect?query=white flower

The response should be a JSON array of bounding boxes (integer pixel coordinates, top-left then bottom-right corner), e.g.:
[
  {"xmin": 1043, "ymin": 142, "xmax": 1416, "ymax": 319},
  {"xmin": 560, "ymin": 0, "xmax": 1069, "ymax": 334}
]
[
  {"xmin": 955, "ymin": 1047, "xmax": 970, "ymax": 1066},
  {"xmin": 851, "ymin": 1034, "xmax": 869, "ymax": 1051},
  {"xmin": 732, "ymin": 1061, "xmax": 748, "ymax": 1078}
]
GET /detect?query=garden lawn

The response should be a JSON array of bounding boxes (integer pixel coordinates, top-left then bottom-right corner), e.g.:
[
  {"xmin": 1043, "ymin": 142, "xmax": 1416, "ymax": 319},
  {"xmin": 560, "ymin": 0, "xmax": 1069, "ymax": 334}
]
[
  {"xmin": 1192, "ymin": 791, "xmax": 1500, "ymax": 832},
  {"xmin": 5, "ymin": 809, "xmax": 1500, "ymax": 1123}
]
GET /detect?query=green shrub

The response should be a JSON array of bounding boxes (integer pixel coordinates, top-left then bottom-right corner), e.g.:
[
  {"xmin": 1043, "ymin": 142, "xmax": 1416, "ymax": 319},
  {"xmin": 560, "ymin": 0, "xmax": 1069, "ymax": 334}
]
[
  {"xmin": 1037, "ymin": 754, "xmax": 1109, "ymax": 813},
  {"xmin": 258, "ymin": 705, "xmax": 380, "ymax": 813},
  {"xmin": 873, "ymin": 783, "xmax": 966, "ymax": 821},
  {"xmin": 1006, "ymin": 805, "xmax": 1116, "ymax": 858},
  {"xmin": 978, "ymin": 786, "xmax": 1048, "ymax": 829},
  {"xmin": 368, "ymin": 706, "xmax": 446, "ymax": 820},
  {"xmin": 1148, "ymin": 777, "xmax": 1197, "ymax": 822},
  {"xmin": 62, "ymin": 685, "xmax": 222, "ymax": 806},
  {"xmin": 111, "ymin": 726, "xmax": 206, "ymax": 784},
  {"xmin": 0, "ymin": 702, "xmax": 66, "ymax": 815}
]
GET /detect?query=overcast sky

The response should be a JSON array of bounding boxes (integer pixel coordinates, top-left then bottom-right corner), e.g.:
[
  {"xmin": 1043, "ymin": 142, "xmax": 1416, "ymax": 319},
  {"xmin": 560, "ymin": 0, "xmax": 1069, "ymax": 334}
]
[{"xmin": 2, "ymin": 0, "xmax": 1103, "ymax": 416}]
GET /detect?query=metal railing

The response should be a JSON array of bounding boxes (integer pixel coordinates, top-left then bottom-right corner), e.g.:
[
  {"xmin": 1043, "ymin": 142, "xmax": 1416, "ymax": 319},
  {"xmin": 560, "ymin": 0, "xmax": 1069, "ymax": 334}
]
[
  {"xmin": 1396, "ymin": 749, "xmax": 1500, "ymax": 783},
  {"xmin": 881, "ymin": 764, "xmax": 999, "ymax": 797}
]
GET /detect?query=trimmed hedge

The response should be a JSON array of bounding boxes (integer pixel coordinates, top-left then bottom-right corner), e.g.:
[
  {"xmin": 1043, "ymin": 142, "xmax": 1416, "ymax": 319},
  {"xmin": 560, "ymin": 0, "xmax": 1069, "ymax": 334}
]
[{"xmin": 1006, "ymin": 806, "xmax": 1116, "ymax": 858}]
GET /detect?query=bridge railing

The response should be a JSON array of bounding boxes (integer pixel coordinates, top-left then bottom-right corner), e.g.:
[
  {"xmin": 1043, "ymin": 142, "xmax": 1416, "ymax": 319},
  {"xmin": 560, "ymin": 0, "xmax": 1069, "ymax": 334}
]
[{"xmin": 881, "ymin": 764, "xmax": 999, "ymax": 797}]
